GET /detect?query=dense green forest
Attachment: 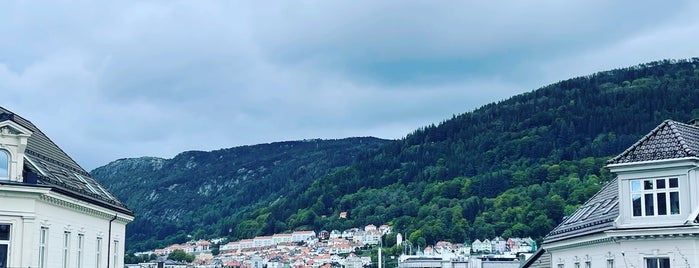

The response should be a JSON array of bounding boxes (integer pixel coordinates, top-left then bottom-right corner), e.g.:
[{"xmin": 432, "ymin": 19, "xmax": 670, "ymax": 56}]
[{"xmin": 93, "ymin": 58, "xmax": 699, "ymax": 252}]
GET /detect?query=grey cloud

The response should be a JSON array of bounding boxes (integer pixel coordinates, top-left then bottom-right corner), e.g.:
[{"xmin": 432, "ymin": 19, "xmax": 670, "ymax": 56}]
[{"xmin": 2, "ymin": 1, "xmax": 699, "ymax": 169}]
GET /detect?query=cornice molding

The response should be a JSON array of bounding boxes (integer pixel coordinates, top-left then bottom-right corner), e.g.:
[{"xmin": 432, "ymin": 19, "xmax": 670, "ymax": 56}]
[
  {"xmin": 545, "ymin": 237, "xmax": 615, "ymax": 251},
  {"xmin": 546, "ymin": 227, "xmax": 699, "ymax": 251},
  {"xmin": 39, "ymin": 194, "xmax": 133, "ymax": 224}
]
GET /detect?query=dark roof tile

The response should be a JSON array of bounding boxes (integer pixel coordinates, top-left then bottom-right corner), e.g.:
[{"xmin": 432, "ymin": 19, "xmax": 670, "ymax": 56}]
[
  {"xmin": 543, "ymin": 177, "xmax": 618, "ymax": 243},
  {"xmin": 608, "ymin": 120, "xmax": 699, "ymax": 164},
  {"xmin": 0, "ymin": 107, "xmax": 132, "ymax": 215}
]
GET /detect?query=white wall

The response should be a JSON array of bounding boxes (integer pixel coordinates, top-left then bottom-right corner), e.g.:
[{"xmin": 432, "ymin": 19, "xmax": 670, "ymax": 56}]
[
  {"xmin": 0, "ymin": 187, "xmax": 131, "ymax": 268},
  {"xmin": 548, "ymin": 236, "xmax": 699, "ymax": 268}
]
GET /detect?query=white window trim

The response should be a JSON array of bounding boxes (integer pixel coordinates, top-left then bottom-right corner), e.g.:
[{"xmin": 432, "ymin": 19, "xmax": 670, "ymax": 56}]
[
  {"xmin": 113, "ymin": 240, "xmax": 119, "ymax": 268},
  {"xmin": 0, "ymin": 150, "xmax": 9, "ymax": 180},
  {"xmin": 96, "ymin": 237, "xmax": 102, "ymax": 268},
  {"xmin": 644, "ymin": 256, "xmax": 671, "ymax": 268},
  {"xmin": 0, "ymin": 223, "xmax": 10, "ymax": 268},
  {"xmin": 630, "ymin": 177, "xmax": 681, "ymax": 217},
  {"xmin": 77, "ymin": 233, "xmax": 85, "ymax": 268},
  {"xmin": 39, "ymin": 227, "xmax": 48, "ymax": 268},
  {"xmin": 62, "ymin": 231, "xmax": 71, "ymax": 268}
]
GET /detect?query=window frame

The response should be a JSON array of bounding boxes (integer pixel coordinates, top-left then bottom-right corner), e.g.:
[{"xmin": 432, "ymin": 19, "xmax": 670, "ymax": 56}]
[
  {"xmin": 39, "ymin": 227, "xmax": 48, "ymax": 268},
  {"xmin": 630, "ymin": 177, "xmax": 681, "ymax": 217},
  {"xmin": 113, "ymin": 240, "xmax": 119, "ymax": 268},
  {"xmin": 96, "ymin": 237, "xmax": 102, "ymax": 268},
  {"xmin": 0, "ymin": 224, "xmax": 10, "ymax": 268},
  {"xmin": 62, "ymin": 231, "xmax": 71, "ymax": 268},
  {"xmin": 645, "ymin": 257, "xmax": 670, "ymax": 268},
  {"xmin": 0, "ymin": 150, "xmax": 9, "ymax": 180},
  {"xmin": 77, "ymin": 233, "xmax": 85, "ymax": 268}
]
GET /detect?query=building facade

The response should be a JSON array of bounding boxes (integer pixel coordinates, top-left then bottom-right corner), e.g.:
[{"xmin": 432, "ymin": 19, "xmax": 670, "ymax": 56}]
[
  {"xmin": 0, "ymin": 107, "xmax": 134, "ymax": 268},
  {"xmin": 530, "ymin": 120, "xmax": 699, "ymax": 268}
]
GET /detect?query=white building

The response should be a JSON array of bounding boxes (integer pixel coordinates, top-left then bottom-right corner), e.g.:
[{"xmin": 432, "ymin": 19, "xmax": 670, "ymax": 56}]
[
  {"xmin": 291, "ymin": 230, "xmax": 316, "ymax": 243},
  {"xmin": 253, "ymin": 236, "xmax": 274, "ymax": 248},
  {"xmin": 525, "ymin": 119, "xmax": 699, "ymax": 268},
  {"xmin": 0, "ymin": 107, "xmax": 134, "ymax": 268},
  {"xmin": 272, "ymin": 233, "xmax": 292, "ymax": 244}
]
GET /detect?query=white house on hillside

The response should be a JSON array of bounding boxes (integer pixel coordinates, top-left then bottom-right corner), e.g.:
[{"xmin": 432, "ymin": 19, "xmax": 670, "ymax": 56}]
[
  {"xmin": 0, "ymin": 107, "xmax": 134, "ymax": 268},
  {"xmin": 524, "ymin": 119, "xmax": 699, "ymax": 268}
]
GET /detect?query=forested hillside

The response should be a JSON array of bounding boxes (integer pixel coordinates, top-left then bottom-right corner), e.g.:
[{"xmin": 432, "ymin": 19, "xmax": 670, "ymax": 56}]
[
  {"xmin": 93, "ymin": 58, "xmax": 699, "ymax": 252},
  {"xmin": 92, "ymin": 137, "xmax": 390, "ymax": 251}
]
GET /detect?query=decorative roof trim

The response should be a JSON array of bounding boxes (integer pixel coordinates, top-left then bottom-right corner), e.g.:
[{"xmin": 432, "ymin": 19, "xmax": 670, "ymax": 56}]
[
  {"xmin": 40, "ymin": 194, "xmax": 133, "ymax": 224},
  {"xmin": 606, "ymin": 157, "xmax": 699, "ymax": 173},
  {"xmin": 544, "ymin": 237, "xmax": 615, "ymax": 251}
]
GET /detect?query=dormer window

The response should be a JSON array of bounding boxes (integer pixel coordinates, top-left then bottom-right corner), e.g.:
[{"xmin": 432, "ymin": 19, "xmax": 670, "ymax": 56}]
[
  {"xmin": 630, "ymin": 177, "xmax": 680, "ymax": 217},
  {"xmin": 0, "ymin": 150, "xmax": 8, "ymax": 180}
]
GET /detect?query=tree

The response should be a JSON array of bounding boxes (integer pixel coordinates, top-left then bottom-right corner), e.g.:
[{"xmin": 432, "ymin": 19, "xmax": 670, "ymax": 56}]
[{"xmin": 168, "ymin": 249, "xmax": 195, "ymax": 263}]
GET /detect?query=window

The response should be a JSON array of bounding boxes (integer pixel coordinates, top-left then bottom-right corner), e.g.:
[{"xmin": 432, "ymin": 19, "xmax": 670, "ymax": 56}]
[
  {"xmin": 646, "ymin": 257, "xmax": 670, "ymax": 268},
  {"xmin": 0, "ymin": 224, "xmax": 9, "ymax": 268},
  {"xmin": 96, "ymin": 237, "xmax": 102, "ymax": 268},
  {"xmin": 77, "ymin": 234, "xmax": 84, "ymax": 268},
  {"xmin": 631, "ymin": 178, "xmax": 680, "ymax": 217},
  {"xmin": 113, "ymin": 240, "xmax": 119, "ymax": 268},
  {"xmin": 39, "ymin": 227, "xmax": 48, "ymax": 268},
  {"xmin": 0, "ymin": 150, "xmax": 8, "ymax": 180},
  {"xmin": 62, "ymin": 232, "xmax": 71, "ymax": 268}
]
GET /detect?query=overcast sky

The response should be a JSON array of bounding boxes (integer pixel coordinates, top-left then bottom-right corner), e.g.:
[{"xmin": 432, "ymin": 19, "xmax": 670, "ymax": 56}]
[{"xmin": 2, "ymin": 1, "xmax": 699, "ymax": 170}]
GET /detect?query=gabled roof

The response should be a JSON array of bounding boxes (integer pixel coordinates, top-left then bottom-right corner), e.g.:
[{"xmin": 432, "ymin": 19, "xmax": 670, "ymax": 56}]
[
  {"xmin": 0, "ymin": 107, "xmax": 132, "ymax": 215},
  {"xmin": 608, "ymin": 120, "xmax": 699, "ymax": 164},
  {"xmin": 543, "ymin": 177, "xmax": 618, "ymax": 243}
]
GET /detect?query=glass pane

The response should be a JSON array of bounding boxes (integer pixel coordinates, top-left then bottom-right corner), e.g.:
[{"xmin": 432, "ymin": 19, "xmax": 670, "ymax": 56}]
[
  {"xmin": 656, "ymin": 179, "xmax": 666, "ymax": 189},
  {"xmin": 632, "ymin": 194, "xmax": 642, "ymax": 216},
  {"xmin": 646, "ymin": 258, "xmax": 658, "ymax": 268},
  {"xmin": 657, "ymin": 193, "xmax": 667, "ymax": 215},
  {"xmin": 644, "ymin": 180, "xmax": 654, "ymax": 190},
  {"xmin": 0, "ymin": 244, "xmax": 7, "ymax": 268},
  {"xmin": 670, "ymin": 192, "xmax": 680, "ymax": 214},
  {"xmin": 40, "ymin": 228, "xmax": 47, "ymax": 244},
  {"xmin": 645, "ymin": 193, "xmax": 654, "ymax": 216},
  {"xmin": 659, "ymin": 258, "xmax": 670, "ymax": 268},
  {"xmin": 631, "ymin": 180, "xmax": 641, "ymax": 191},
  {"xmin": 0, "ymin": 224, "xmax": 9, "ymax": 240},
  {"xmin": 0, "ymin": 151, "xmax": 8, "ymax": 179},
  {"xmin": 669, "ymin": 178, "xmax": 678, "ymax": 188}
]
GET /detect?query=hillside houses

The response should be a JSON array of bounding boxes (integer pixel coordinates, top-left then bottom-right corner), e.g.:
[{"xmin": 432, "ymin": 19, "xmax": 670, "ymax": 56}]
[
  {"xmin": 140, "ymin": 224, "xmax": 390, "ymax": 267},
  {"xmin": 470, "ymin": 237, "xmax": 535, "ymax": 254}
]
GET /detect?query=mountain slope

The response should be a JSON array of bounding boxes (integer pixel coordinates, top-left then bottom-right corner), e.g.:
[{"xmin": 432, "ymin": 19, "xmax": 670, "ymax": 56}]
[
  {"xmin": 92, "ymin": 137, "xmax": 390, "ymax": 250},
  {"xmin": 94, "ymin": 58, "xmax": 699, "ymax": 252}
]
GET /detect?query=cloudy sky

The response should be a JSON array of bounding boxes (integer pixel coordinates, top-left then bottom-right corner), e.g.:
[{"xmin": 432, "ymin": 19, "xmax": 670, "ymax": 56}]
[{"xmin": 2, "ymin": 1, "xmax": 699, "ymax": 170}]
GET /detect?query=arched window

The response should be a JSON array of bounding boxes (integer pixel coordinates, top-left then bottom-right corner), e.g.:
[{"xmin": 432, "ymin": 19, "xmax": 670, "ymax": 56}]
[{"xmin": 0, "ymin": 150, "xmax": 8, "ymax": 180}]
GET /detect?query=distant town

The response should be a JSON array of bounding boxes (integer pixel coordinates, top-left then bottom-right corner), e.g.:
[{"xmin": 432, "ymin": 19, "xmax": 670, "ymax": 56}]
[{"xmin": 131, "ymin": 223, "xmax": 537, "ymax": 268}]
